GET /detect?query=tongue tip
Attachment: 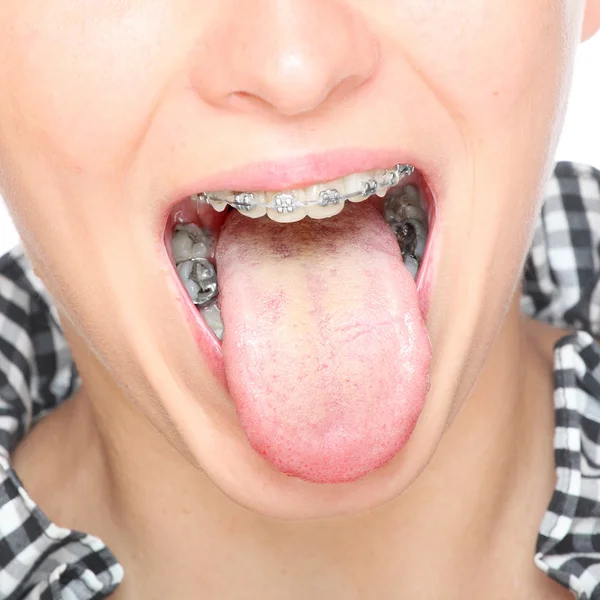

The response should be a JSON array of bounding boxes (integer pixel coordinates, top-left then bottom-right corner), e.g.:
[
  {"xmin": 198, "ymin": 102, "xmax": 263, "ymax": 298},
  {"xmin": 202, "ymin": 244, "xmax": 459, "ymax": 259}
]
[
  {"xmin": 244, "ymin": 410, "xmax": 422, "ymax": 485},
  {"xmin": 258, "ymin": 442, "xmax": 405, "ymax": 485}
]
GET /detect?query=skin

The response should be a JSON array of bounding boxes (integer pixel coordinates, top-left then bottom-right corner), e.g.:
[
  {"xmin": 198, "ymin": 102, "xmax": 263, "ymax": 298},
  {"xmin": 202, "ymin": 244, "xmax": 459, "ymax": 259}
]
[{"xmin": 1, "ymin": 0, "xmax": 600, "ymax": 597}]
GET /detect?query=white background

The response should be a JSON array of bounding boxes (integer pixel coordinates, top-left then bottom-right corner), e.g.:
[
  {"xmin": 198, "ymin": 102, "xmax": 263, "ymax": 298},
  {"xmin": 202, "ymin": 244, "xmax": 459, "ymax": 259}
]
[{"xmin": 1, "ymin": 33, "xmax": 599, "ymax": 255}]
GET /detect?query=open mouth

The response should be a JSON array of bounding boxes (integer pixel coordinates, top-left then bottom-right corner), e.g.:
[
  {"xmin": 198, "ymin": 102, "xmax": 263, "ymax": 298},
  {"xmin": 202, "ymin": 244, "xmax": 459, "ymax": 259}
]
[{"xmin": 164, "ymin": 163, "xmax": 435, "ymax": 484}]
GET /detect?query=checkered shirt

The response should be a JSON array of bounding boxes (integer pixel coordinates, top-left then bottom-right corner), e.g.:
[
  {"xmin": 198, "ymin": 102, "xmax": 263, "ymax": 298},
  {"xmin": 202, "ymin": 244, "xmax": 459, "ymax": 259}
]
[{"xmin": 0, "ymin": 161, "xmax": 600, "ymax": 598}]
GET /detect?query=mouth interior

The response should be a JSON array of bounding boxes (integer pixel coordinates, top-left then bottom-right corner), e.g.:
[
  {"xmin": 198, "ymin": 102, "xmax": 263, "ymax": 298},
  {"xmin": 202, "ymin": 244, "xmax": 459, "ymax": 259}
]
[{"xmin": 165, "ymin": 166, "xmax": 433, "ymax": 484}]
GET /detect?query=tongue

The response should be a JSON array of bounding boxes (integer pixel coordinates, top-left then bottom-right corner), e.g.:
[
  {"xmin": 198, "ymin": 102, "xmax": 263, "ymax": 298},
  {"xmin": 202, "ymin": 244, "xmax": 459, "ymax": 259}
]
[{"xmin": 215, "ymin": 202, "xmax": 431, "ymax": 484}]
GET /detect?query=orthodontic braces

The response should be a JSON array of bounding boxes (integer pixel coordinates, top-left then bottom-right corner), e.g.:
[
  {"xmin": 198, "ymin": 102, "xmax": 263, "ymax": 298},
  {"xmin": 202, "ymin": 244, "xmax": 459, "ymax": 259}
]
[{"xmin": 192, "ymin": 164, "xmax": 414, "ymax": 213}]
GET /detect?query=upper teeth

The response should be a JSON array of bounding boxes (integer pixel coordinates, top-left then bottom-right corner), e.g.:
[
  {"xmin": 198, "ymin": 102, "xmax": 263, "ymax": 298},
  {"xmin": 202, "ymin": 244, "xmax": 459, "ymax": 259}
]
[{"xmin": 191, "ymin": 164, "xmax": 414, "ymax": 223}]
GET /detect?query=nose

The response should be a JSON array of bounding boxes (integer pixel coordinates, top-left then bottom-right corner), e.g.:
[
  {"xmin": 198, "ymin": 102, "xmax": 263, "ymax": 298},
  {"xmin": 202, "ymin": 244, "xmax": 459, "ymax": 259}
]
[{"xmin": 190, "ymin": 0, "xmax": 379, "ymax": 117}]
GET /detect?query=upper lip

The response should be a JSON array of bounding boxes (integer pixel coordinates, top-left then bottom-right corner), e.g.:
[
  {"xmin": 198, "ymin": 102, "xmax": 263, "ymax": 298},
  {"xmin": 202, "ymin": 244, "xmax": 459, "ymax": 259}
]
[{"xmin": 174, "ymin": 148, "xmax": 428, "ymax": 199}]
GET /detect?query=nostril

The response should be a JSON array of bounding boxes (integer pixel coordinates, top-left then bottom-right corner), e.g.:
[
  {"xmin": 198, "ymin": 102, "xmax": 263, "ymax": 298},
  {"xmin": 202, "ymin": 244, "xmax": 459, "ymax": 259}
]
[
  {"xmin": 227, "ymin": 67, "xmax": 354, "ymax": 118},
  {"xmin": 187, "ymin": 1, "xmax": 379, "ymax": 118},
  {"xmin": 225, "ymin": 90, "xmax": 300, "ymax": 116}
]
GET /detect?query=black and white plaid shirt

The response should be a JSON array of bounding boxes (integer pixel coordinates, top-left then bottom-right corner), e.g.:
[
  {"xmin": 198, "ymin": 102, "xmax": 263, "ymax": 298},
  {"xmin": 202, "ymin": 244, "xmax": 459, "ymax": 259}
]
[{"xmin": 1, "ymin": 161, "xmax": 600, "ymax": 599}]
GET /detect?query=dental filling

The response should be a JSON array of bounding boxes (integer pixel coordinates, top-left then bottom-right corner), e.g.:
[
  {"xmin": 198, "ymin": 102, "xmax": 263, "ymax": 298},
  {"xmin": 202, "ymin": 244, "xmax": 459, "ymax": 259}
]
[
  {"xmin": 171, "ymin": 168, "xmax": 432, "ymax": 484},
  {"xmin": 171, "ymin": 223, "xmax": 223, "ymax": 339}
]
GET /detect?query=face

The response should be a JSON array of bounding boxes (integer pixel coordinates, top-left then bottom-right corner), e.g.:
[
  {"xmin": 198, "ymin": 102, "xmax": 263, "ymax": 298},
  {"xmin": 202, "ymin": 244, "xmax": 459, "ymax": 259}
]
[{"xmin": 0, "ymin": 1, "xmax": 592, "ymax": 518}]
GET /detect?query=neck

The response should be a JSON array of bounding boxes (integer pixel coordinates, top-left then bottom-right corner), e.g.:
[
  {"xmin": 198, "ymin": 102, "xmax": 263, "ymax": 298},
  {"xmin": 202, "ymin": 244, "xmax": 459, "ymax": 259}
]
[{"xmin": 14, "ymin": 294, "xmax": 563, "ymax": 598}]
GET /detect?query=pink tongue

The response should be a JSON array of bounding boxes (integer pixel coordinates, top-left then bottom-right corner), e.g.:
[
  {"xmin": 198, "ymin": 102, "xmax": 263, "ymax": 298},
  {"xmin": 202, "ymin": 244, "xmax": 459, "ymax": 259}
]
[{"xmin": 216, "ymin": 202, "xmax": 431, "ymax": 484}]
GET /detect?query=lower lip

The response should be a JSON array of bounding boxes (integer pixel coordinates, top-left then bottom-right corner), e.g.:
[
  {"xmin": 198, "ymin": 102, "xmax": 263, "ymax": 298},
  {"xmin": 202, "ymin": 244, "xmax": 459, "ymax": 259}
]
[{"xmin": 161, "ymin": 178, "xmax": 436, "ymax": 385}]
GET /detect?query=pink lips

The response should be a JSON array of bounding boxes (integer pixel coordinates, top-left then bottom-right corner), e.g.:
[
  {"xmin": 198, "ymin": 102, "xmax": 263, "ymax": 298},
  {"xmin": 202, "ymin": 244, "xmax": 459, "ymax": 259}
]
[{"xmin": 170, "ymin": 147, "xmax": 443, "ymax": 200}]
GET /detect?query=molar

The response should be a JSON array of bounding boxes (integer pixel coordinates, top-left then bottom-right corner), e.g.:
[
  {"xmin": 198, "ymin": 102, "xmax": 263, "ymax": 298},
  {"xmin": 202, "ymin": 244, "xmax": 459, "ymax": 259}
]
[
  {"xmin": 201, "ymin": 303, "xmax": 224, "ymax": 340},
  {"xmin": 409, "ymin": 219, "xmax": 427, "ymax": 261},
  {"xmin": 403, "ymin": 255, "xmax": 419, "ymax": 279},
  {"xmin": 171, "ymin": 229, "xmax": 193, "ymax": 263},
  {"xmin": 384, "ymin": 184, "xmax": 426, "ymax": 223},
  {"xmin": 400, "ymin": 203, "xmax": 428, "ymax": 224},
  {"xmin": 399, "ymin": 184, "xmax": 422, "ymax": 207}
]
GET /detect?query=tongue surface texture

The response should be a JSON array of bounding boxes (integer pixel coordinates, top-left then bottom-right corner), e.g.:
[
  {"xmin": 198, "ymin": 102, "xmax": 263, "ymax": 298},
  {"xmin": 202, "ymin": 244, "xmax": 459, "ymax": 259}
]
[{"xmin": 216, "ymin": 202, "xmax": 431, "ymax": 484}]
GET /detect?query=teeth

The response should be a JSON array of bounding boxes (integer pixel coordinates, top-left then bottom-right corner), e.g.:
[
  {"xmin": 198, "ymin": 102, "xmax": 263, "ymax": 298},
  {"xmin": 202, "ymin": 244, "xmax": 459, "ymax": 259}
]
[
  {"xmin": 207, "ymin": 192, "xmax": 229, "ymax": 212},
  {"xmin": 231, "ymin": 192, "xmax": 255, "ymax": 211},
  {"xmin": 384, "ymin": 185, "xmax": 417, "ymax": 221},
  {"xmin": 399, "ymin": 184, "xmax": 421, "ymax": 206},
  {"xmin": 384, "ymin": 185, "xmax": 427, "ymax": 221},
  {"xmin": 191, "ymin": 240, "xmax": 212, "ymax": 260},
  {"xmin": 192, "ymin": 164, "xmax": 414, "ymax": 219},
  {"xmin": 172, "ymin": 229, "xmax": 194, "ymax": 262},
  {"xmin": 201, "ymin": 303, "xmax": 224, "ymax": 340},
  {"xmin": 173, "ymin": 224, "xmax": 215, "ymax": 263},
  {"xmin": 362, "ymin": 178, "xmax": 379, "ymax": 197},
  {"xmin": 183, "ymin": 278, "xmax": 201, "ymax": 302},
  {"xmin": 342, "ymin": 171, "xmax": 378, "ymax": 203},
  {"xmin": 375, "ymin": 169, "xmax": 394, "ymax": 196},
  {"xmin": 306, "ymin": 182, "xmax": 346, "ymax": 219},
  {"xmin": 266, "ymin": 191, "xmax": 306, "ymax": 223},
  {"xmin": 400, "ymin": 203, "xmax": 427, "ymax": 223},
  {"xmin": 235, "ymin": 192, "xmax": 268, "ymax": 219},
  {"xmin": 403, "ymin": 255, "xmax": 419, "ymax": 279},
  {"xmin": 177, "ymin": 260, "xmax": 193, "ymax": 280},
  {"xmin": 244, "ymin": 204, "xmax": 268, "ymax": 219},
  {"xmin": 194, "ymin": 260, "xmax": 218, "ymax": 305},
  {"xmin": 408, "ymin": 219, "xmax": 427, "ymax": 262},
  {"xmin": 383, "ymin": 183, "xmax": 428, "ymax": 278},
  {"xmin": 207, "ymin": 199, "xmax": 228, "ymax": 212},
  {"xmin": 177, "ymin": 223, "xmax": 208, "ymax": 237},
  {"xmin": 171, "ymin": 225, "xmax": 223, "ymax": 339}
]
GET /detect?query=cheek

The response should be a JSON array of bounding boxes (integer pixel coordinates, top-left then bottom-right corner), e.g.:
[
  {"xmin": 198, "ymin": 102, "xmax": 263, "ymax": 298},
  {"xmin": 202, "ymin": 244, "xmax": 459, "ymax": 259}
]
[
  {"xmin": 377, "ymin": 0, "xmax": 576, "ymax": 140},
  {"xmin": 0, "ymin": 1, "xmax": 187, "ymax": 175},
  {"xmin": 0, "ymin": 2, "xmax": 187, "ymax": 295},
  {"xmin": 396, "ymin": 0, "xmax": 578, "ymax": 265}
]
